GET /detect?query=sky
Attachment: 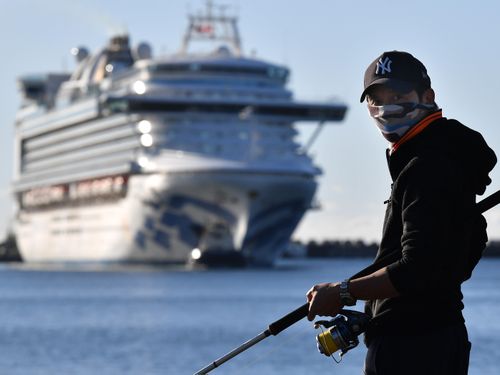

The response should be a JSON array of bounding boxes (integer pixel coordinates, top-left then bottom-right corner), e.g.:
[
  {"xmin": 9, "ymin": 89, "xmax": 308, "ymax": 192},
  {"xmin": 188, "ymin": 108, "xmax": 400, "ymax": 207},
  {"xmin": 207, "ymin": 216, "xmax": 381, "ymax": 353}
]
[{"xmin": 0, "ymin": 0, "xmax": 499, "ymax": 243}]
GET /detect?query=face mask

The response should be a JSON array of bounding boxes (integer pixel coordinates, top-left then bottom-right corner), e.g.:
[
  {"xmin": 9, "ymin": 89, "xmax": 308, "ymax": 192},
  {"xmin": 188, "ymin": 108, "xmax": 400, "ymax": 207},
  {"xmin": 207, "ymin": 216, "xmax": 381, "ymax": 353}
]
[{"xmin": 368, "ymin": 102, "xmax": 436, "ymax": 143}]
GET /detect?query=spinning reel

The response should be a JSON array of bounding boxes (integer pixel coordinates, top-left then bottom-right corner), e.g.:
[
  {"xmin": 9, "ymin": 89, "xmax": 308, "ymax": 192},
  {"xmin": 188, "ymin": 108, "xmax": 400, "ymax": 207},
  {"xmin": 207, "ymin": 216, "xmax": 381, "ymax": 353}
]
[{"xmin": 314, "ymin": 309, "xmax": 371, "ymax": 361}]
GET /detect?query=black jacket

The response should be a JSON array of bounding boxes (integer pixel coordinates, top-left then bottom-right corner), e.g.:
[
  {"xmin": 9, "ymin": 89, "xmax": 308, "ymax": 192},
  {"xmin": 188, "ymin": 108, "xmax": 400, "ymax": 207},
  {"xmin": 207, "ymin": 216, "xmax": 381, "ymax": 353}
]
[{"xmin": 365, "ymin": 115, "xmax": 497, "ymax": 340}]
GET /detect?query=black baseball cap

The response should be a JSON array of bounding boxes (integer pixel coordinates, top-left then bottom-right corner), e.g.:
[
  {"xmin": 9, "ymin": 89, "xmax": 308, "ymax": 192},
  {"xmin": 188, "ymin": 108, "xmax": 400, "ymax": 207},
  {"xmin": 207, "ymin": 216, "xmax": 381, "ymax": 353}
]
[{"xmin": 360, "ymin": 51, "xmax": 431, "ymax": 102}]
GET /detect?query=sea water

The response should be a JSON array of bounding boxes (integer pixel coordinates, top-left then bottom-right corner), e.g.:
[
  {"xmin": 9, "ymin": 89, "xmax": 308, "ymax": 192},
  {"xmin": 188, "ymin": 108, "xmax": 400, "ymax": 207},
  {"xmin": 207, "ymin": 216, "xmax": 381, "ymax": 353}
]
[{"xmin": 0, "ymin": 258, "xmax": 498, "ymax": 375}]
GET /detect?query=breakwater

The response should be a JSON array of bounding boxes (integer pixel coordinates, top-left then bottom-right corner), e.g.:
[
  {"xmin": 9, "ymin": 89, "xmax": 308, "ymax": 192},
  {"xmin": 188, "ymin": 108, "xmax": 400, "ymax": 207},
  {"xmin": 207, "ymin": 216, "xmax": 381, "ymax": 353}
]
[
  {"xmin": 304, "ymin": 240, "xmax": 500, "ymax": 258},
  {"xmin": 3, "ymin": 237, "xmax": 500, "ymax": 263}
]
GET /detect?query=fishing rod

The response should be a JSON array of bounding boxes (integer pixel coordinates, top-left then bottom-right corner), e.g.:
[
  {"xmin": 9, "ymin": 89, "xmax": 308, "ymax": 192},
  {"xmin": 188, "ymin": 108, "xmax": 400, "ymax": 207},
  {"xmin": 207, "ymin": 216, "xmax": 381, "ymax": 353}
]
[
  {"xmin": 193, "ymin": 303, "xmax": 309, "ymax": 375},
  {"xmin": 194, "ymin": 189, "xmax": 500, "ymax": 374}
]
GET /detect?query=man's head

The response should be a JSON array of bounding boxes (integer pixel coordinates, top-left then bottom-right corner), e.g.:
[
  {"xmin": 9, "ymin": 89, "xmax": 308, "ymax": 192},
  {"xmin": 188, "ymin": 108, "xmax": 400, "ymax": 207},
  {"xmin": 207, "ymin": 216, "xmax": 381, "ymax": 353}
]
[
  {"xmin": 360, "ymin": 51, "xmax": 431, "ymax": 103},
  {"xmin": 361, "ymin": 51, "xmax": 437, "ymax": 143}
]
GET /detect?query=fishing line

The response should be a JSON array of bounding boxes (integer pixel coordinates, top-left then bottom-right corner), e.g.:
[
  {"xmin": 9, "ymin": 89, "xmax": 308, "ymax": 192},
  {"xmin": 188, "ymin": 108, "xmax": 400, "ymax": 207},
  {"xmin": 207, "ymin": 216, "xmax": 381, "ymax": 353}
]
[{"xmin": 318, "ymin": 325, "xmax": 342, "ymax": 364}]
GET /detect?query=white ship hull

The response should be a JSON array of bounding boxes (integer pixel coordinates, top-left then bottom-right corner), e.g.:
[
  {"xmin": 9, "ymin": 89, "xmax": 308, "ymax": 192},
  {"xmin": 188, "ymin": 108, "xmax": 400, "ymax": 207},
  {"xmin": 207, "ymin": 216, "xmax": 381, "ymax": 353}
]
[{"xmin": 16, "ymin": 171, "xmax": 316, "ymax": 265}]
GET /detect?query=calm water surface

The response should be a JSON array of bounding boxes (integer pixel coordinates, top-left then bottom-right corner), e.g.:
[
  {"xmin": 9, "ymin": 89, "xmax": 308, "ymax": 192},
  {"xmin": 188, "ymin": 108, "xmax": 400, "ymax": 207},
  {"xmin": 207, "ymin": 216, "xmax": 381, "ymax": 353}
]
[{"xmin": 0, "ymin": 258, "xmax": 498, "ymax": 374}]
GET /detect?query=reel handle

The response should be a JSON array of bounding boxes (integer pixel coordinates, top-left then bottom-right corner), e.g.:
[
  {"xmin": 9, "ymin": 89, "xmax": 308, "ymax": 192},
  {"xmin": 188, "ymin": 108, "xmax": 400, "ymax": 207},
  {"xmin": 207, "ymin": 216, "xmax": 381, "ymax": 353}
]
[{"xmin": 267, "ymin": 303, "xmax": 309, "ymax": 335}]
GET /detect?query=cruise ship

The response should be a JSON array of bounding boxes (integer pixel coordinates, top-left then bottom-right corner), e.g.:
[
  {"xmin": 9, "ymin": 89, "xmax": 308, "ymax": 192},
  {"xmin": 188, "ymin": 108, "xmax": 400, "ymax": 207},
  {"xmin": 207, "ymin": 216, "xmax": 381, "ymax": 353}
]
[{"xmin": 12, "ymin": 2, "xmax": 347, "ymax": 265}]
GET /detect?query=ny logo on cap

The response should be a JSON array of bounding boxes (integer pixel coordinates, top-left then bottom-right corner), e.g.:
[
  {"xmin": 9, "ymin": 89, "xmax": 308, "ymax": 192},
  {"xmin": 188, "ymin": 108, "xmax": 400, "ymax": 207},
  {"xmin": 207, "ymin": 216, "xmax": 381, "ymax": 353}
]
[{"xmin": 376, "ymin": 57, "xmax": 392, "ymax": 75}]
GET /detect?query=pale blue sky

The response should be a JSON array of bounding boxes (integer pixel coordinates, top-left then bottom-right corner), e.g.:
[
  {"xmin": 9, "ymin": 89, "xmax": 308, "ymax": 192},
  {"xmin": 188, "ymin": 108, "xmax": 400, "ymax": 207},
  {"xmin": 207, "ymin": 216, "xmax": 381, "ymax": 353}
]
[{"xmin": 0, "ymin": 0, "xmax": 499, "ymax": 242}]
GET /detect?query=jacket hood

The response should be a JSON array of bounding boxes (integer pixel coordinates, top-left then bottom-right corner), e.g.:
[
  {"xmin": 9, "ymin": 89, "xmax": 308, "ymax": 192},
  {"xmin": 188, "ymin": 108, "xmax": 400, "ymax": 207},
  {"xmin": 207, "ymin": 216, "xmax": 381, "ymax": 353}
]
[{"xmin": 413, "ymin": 117, "xmax": 496, "ymax": 195}]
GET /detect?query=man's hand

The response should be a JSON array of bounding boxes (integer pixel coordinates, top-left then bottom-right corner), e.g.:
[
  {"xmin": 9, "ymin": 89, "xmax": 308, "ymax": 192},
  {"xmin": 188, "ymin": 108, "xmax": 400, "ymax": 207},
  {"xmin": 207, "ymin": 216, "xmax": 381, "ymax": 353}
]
[{"xmin": 306, "ymin": 282, "xmax": 342, "ymax": 321}]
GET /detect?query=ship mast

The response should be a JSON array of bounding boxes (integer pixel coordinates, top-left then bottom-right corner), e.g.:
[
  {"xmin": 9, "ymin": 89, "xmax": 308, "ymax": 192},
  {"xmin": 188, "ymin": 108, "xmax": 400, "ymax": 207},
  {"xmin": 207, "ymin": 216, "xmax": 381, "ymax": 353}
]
[{"xmin": 179, "ymin": 0, "xmax": 242, "ymax": 56}]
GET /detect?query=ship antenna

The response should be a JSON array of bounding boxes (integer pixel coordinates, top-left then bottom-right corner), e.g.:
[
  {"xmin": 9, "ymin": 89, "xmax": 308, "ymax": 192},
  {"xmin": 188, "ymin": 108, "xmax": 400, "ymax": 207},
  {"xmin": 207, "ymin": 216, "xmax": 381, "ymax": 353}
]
[
  {"xmin": 207, "ymin": 0, "xmax": 213, "ymax": 17},
  {"xmin": 179, "ymin": 0, "xmax": 242, "ymax": 56}
]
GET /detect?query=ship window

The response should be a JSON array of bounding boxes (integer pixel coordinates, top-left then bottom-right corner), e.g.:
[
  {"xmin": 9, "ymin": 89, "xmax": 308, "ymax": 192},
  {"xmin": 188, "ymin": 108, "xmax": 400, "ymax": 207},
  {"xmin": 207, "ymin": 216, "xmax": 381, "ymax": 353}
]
[
  {"xmin": 25, "ymin": 85, "xmax": 45, "ymax": 99},
  {"xmin": 107, "ymin": 99, "xmax": 128, "ymax": 112},
  {"xmin": 202, "ymin": 144, "xmax": 222, "ymax": 154},
  {"xmin": 199, "ymin": 65, "xmax": 268, "ymax": 76},
  {"xmin": 151, "ymin": 63, "xmax": 270, "ymax": 76},
  {"xmin": 150, "ymin": 64, "xmax": 190, "ymax": 73},
  {"xmin": 202, "ymin": 144, "xmax": 213, "ymax": 153}
]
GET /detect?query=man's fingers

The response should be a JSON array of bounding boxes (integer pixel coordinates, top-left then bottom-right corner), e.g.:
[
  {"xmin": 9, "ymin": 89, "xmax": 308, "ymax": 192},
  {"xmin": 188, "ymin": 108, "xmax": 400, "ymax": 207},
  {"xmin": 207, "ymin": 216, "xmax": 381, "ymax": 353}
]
[
  {"xmin": 307, "ymin": 299, "xmax": 317, "ymax": 321},
  {"xmin": 307, "ymin": 310, "xmax": 315, "ymax": 321},
  {"xmin": 306, "ymin": 284, "xmax": 322, "ymax": 320},
  {"xmin": 306, "ymin": 285, "xmax": 317, "ymax": 302},
  {"xmin": 306, "ymin": 291, "xmax": 314, "ymax": 302}
]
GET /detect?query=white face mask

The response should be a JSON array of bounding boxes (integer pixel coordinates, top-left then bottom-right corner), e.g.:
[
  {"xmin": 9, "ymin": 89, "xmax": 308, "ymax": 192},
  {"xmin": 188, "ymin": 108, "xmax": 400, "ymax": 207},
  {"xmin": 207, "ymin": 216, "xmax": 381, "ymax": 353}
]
[{"xmin": 368, "ymin": 102, "xmax": 436, "ymax": 143}]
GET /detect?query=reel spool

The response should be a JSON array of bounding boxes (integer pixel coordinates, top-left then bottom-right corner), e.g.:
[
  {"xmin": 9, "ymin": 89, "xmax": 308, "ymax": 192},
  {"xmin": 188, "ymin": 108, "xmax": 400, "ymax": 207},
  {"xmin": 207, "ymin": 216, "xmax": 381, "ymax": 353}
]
[{"xmin": 314, "ymin": 309, "xmax": 370, "ymax": 360}]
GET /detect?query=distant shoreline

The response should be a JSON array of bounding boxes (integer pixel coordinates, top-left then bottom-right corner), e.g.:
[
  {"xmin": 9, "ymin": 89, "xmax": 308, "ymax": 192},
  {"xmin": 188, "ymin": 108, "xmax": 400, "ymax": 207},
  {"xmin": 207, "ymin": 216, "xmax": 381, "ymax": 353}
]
[
  {"xmin": 286, "ymin": 240, "xmax": 500, "ymax": 258},
  {"xmin": 3, "ymin": 237, "xmax": 500, "ymax": 263}
]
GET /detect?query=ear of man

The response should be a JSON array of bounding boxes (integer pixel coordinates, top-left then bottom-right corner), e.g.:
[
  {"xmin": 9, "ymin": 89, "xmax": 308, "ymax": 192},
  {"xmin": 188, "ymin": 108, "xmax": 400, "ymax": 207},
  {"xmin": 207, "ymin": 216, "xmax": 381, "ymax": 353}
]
[{"xmin": 421, "ymin": 88, "xmax": 435, "ymax": 104}]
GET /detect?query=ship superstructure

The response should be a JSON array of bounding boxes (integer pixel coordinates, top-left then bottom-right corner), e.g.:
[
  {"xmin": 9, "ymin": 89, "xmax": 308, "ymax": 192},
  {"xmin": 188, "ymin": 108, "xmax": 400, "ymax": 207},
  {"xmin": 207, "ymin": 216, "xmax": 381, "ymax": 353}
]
[{"xmin": 13, "ymin": 2, "xmax": 347, "ymax": 265}]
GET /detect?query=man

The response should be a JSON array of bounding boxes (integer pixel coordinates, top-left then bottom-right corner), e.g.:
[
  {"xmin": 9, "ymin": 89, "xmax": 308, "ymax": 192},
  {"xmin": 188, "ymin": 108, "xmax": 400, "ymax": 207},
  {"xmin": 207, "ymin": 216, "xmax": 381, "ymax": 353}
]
[{"xmin": 306, "ymin": 51, "xmax": 497, "ymax": 374}]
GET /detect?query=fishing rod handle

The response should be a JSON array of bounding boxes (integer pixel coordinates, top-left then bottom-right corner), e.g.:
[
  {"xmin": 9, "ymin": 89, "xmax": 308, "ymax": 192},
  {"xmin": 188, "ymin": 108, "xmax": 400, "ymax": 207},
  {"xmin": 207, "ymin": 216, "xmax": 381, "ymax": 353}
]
[
  {"xmin": 477, "ymin": 189, "xmax": 500, "ymax": 214},
  {"xmin": 267, "ymin": 303, "xmax": 309, "ymax": 335}
]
